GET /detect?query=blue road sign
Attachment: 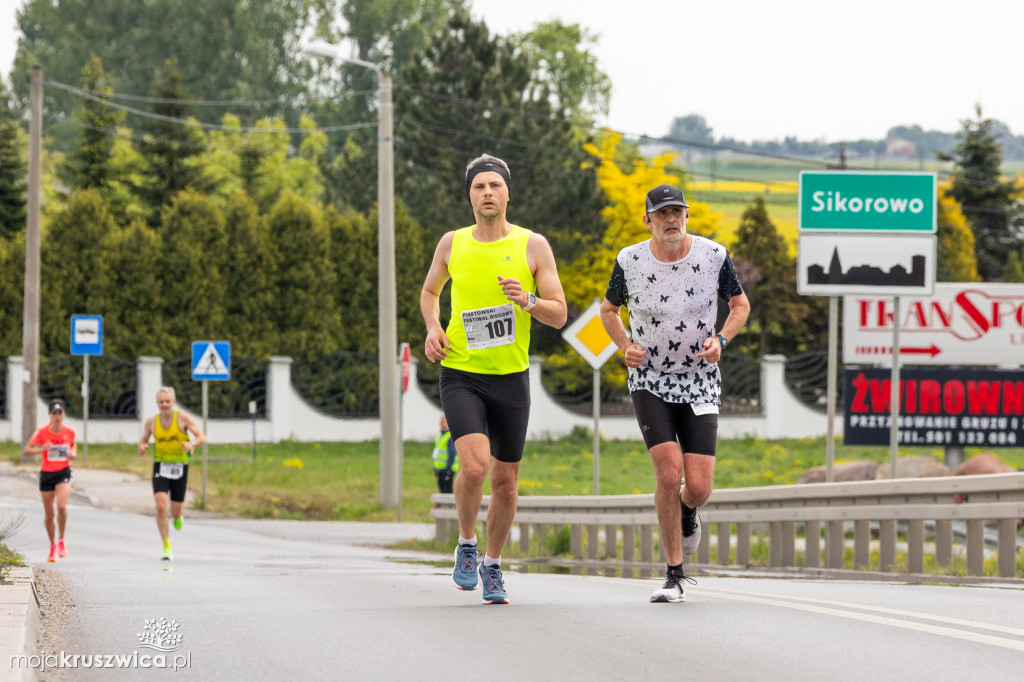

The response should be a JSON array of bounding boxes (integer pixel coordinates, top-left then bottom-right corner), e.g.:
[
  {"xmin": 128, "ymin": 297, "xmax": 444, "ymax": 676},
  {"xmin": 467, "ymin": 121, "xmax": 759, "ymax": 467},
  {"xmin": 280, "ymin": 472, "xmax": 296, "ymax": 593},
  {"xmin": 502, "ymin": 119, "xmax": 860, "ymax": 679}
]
[
  {"xmin": 70, "ymin": 315, "xmax": 103, "ymax": 356},
  {"xmin": 191, "ymin": 341, "xmax": 231, "ymax": 381}
]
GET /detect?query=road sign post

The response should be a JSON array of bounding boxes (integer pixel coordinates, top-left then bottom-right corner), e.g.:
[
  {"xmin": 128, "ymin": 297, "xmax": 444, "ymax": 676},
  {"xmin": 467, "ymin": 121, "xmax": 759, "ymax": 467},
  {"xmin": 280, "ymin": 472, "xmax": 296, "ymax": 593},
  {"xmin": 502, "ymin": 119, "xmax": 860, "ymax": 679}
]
[
  {"xmin": 397, "ymin": 342, "xmax": 411, "ymax": 522},
  {"xmin": 192, "ymin": 341, "xmax": 231, "ymax": 507},
  {"xmin": 249, "ymin": 400, "xmax": 258, "ymax": 462},
  {"xmin": 70, "ymin": 315, "xmax": 103, "ymax": 462},
  {"xmin": 562, "ymin": 300, "xmax": 619, "ymax": 495},
  {"xmin": 798, "ymin": 171, "xmax": 937, "ymax": 480}
]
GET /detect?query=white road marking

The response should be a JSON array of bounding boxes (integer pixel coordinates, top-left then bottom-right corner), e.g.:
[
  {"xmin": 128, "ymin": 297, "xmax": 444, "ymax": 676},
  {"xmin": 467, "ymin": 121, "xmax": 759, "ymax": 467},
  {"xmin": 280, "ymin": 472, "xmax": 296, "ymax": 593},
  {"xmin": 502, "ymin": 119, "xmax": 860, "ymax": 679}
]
[{"xmin": 699, "ymin": 586, "xmax": 1024, "ymax": 651}]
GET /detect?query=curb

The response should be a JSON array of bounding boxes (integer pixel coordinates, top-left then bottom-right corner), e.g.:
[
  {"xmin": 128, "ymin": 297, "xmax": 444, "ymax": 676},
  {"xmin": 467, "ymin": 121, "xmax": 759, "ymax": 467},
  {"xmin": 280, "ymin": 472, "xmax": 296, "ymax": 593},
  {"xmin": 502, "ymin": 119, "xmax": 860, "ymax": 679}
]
[{"xmin": 0, "ymin": 566, "xmax": 40, "ymax": 682}]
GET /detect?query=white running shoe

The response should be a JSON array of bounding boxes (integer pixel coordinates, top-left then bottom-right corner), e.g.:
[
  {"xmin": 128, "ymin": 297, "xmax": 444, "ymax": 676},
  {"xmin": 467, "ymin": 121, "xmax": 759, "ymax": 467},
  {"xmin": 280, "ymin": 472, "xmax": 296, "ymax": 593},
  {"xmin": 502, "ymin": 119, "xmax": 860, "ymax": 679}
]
[{"xmin": 650, "ymin": 569, "xmax": 693, "ymax": 603}]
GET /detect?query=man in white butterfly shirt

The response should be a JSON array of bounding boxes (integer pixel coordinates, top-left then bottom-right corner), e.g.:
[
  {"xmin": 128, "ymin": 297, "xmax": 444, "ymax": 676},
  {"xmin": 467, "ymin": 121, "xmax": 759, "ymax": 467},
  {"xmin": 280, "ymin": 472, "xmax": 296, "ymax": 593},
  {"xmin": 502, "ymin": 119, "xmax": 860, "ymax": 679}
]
[{"xmin": 600, "ymin": 184, "xmax": 750, "ymax": 603}]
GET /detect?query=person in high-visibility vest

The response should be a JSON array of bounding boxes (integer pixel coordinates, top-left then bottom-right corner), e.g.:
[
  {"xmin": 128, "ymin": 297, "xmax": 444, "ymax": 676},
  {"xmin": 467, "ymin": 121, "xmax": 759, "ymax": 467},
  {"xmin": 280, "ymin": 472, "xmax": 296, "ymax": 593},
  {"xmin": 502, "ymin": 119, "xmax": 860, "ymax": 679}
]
[{"xmin": 432, "ymin": 415, "xmax": 459, "ymax": 494}]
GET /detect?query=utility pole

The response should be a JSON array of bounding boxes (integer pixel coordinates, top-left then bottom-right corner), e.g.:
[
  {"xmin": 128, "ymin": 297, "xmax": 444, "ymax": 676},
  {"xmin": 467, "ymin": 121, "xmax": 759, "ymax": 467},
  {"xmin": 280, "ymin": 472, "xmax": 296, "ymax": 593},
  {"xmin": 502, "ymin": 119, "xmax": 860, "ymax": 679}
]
[
  {"xmin": 377, "ymin": 72, "xmax": 400, "ymax": 509},
  {"xmin": 300, "ymin": 42, "xmax": 399, "ymax": 508},
  {"xmin": 21, "ymin": 65, "xmax": 42, "ymax": 459}
]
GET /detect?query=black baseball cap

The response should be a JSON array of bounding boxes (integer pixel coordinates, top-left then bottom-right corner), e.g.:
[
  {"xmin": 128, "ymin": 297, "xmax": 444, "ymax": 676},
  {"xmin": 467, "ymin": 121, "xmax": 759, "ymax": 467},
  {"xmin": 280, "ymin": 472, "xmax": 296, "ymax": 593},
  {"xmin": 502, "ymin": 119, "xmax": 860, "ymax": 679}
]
[
  {"xmin": 48, "ymin": 399, "xmax": 66, "ymax": 414},
  {"xmin": 645, "ymin": 184, "xmax": 689, "ymax": 213}
]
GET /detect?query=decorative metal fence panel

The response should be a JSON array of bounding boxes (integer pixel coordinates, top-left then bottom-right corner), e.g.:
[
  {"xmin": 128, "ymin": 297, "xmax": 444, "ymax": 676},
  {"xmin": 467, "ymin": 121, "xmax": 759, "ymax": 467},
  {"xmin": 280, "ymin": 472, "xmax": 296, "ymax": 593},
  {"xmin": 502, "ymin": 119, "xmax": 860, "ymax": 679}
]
[
  {"xmin": 719, "ymin": 354, "xmax": 762, "ymax": 415},
  {"xmin": 39, "ymin": 355, "xmax": 138, "ymax": 419},
  {"xmin": 542, "ymin": 354, "xmax": 763, "ymax": 417},
  {"xmin": 416, "ymin": 361, "xmax": 441, "ymax": 409},
  {"xmin": 291, "ymin": 352, "xmax": 379, "ymax": 418},
  {"xmin": 5, "ymin": 351, "xmax": 837, "ymax": 423},
  {"xmin": 540, "ymin": 356, "xmax": 634, "ymax": 416},
  {"xmin": 163, "ymin": 356, "xmax": 267, "ymax": 419},
  {"xmin": 784, "ymin": 350, "xmax": 843, "ymax": 414}
]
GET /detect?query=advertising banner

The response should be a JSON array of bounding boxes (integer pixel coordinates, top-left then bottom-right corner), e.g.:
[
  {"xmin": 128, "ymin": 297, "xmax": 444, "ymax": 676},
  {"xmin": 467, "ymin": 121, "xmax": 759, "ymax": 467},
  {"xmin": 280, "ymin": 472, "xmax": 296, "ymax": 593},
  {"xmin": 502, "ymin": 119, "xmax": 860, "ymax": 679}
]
[{"xmin": 844, "ymin": 367, "xmax": 1024, "ymax": 447}]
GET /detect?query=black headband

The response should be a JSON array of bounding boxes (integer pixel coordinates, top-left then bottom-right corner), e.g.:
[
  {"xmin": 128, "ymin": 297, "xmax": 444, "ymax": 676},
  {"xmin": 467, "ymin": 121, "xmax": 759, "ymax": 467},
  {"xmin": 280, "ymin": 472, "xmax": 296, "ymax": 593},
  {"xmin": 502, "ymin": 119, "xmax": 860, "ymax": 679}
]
[{"xmin": 465, "ymin": 162, "xmax": 511, "ymax": 203}]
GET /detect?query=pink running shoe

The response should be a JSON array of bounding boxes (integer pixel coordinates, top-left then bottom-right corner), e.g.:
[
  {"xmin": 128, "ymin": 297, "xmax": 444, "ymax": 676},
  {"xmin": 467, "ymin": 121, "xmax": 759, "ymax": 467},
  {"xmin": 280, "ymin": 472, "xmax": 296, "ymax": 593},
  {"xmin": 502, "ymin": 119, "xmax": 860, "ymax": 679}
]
[
  {"xmin": 47, "ymin": 545, "xmax": 59, "ymax": 563},
  {"xmin": 58, "ymin": 539, "xmax": 68, "ymax": 557}
]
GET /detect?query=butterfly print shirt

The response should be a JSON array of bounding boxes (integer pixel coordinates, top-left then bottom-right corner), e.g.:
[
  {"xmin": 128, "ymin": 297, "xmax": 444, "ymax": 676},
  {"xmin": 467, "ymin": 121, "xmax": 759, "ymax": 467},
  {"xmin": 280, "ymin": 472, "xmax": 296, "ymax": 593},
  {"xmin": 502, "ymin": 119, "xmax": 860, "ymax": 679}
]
[{"xmin": 605, "ymin": 235, "xmax": 743, "ymax": 405}]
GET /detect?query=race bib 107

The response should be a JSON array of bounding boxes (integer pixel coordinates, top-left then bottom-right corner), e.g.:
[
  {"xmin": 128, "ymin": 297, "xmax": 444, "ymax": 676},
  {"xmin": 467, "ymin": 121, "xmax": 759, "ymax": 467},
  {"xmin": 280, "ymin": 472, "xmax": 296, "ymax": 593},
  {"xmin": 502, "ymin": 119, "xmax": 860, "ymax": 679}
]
[{"xmin": 462, "ymin": 303, "xmax": 516, "ymax": 350}]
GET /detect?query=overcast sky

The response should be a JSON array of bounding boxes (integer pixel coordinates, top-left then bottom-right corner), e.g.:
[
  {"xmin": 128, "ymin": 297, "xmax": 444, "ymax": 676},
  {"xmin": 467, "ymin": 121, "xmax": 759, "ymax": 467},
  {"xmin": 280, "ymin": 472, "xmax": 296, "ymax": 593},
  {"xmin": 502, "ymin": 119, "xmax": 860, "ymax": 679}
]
[{"xmin": 3, "ymin": 0, "xmax": 1022, "ymax": 142}]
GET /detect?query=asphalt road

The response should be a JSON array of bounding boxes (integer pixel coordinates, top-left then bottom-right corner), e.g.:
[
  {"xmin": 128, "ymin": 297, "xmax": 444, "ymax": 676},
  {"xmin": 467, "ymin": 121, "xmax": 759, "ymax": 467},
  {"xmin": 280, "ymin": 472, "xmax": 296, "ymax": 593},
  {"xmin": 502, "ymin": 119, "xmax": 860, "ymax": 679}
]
[{"xmin": 3, "ymin": 494, "xmax": 1024, "ymax": 682}]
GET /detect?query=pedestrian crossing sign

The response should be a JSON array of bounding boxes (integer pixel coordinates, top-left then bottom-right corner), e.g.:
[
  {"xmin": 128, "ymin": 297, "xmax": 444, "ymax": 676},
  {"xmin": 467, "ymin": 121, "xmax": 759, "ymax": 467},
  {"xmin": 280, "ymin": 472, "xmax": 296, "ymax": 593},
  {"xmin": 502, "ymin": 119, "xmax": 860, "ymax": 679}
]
[{"xmin": 192, "ymin": 341, "xmax": 231, "ymax": 380}]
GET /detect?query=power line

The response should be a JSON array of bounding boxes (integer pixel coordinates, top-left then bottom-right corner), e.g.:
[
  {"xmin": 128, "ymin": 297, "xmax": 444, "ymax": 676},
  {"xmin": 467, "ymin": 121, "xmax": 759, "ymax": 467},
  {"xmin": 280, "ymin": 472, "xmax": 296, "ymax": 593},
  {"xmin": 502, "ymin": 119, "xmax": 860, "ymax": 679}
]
[
  {"xmin": 51, "ymin": 82, "xmax": 377, "ymax": 106},
  {"xmin": 44, "ymin": 79, "xmax": 1021, "ymax": 197},
  {"xmin": 396, "ymin": 118, "xmax": 594, "ymax": 161},
  {"xmin": 45, "ymin": 80, "xmax": 375, "ymax": 134}
]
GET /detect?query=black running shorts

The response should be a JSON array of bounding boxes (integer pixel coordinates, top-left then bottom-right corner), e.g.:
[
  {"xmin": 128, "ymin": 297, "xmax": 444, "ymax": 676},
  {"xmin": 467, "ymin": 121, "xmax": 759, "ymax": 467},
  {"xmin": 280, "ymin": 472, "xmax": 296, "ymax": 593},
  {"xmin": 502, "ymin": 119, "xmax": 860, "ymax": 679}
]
[
  {"xmin": 39, "ymin": 468, "xmax": 73, "ymax": 492},
  {"xmin": 439, "ymin": 366, "xmax": 530, "ymax": 463},
  {"xmin": 630, "ymin": 389, "xmax": 719, "ymax": 455},
  {"xmin": 152, "ymin": 462, "xmax": 190, "ymax": 503}
]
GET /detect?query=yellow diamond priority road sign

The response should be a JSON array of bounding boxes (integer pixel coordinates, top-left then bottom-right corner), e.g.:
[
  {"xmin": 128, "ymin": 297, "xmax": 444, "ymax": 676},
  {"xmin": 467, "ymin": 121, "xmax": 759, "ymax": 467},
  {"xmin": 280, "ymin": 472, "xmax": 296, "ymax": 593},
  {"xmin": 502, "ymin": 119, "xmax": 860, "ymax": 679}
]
[{"xmin": 562, "ymin": 300, "xmax": 618, "ymax": 370}]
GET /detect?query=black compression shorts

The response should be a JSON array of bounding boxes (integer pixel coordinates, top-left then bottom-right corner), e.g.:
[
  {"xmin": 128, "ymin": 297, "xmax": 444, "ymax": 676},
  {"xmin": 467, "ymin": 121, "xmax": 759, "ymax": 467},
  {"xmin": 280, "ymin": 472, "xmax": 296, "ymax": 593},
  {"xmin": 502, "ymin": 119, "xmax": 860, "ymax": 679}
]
[
  {"xmin": 630, "ymin": 390, "xmax": 719, "ymax": 455},
  {"xmin": 152, "ymin": 462, "xmax": 190, "ymax": 503},
  {"xmin": 439, "ymin": 366, "xmax": 530, "ymax": 463},
  {"xmin": 39, "ymin": 468, "xmax": 73, "ymax": 492}
]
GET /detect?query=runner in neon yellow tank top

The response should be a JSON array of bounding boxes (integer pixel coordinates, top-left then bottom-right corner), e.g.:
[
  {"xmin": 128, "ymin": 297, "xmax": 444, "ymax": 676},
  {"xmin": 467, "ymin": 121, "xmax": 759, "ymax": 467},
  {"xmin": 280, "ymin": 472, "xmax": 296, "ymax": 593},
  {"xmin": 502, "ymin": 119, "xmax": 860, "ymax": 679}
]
[
  {"xmin": 421, "ymin": 154, "xmax": 567, "ymax": 604},
  {"xmin": 137, "ymin": 386, "xmax": 206, "ymax": 561}
]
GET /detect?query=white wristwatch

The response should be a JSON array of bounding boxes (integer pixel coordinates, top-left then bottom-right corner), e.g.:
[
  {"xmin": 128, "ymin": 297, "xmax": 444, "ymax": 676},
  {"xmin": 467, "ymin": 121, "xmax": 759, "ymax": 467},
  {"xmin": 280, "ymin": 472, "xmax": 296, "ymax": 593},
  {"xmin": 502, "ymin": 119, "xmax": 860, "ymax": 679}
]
[{"xmin": 523, "ymin": 292, "xmax": 537, "ymax": 311}]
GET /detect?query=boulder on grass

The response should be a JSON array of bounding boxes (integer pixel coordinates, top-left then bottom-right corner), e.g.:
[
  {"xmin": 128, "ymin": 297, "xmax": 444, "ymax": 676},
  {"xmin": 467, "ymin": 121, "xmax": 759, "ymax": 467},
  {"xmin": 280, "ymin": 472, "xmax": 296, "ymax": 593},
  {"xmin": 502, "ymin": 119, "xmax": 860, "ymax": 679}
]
[
  {"xmin": 875, "ymin": 455, "xmax": 950, "ymax": 479},
  {"xmin": 798, "ymin": 460, "xmax": 878, "ymax": 484},
  {"xmin": 951, "ymin": 453, "xmax": 1014, "ymax": 476}
]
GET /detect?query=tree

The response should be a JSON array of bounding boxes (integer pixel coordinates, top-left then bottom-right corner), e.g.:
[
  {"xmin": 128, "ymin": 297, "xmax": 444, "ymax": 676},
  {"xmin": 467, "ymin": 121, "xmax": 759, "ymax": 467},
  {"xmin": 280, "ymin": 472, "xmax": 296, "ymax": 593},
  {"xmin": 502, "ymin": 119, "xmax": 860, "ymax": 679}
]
[
  {"xmin": 304, "ymin": 0, "xmax": 466, "ymax": 173},
  {"xmin": 13, "ymin": 0, "xmax": 339, "ymax": 150},
  {"xmin": 562, "ymin": 133, "xmax": 719, "ymax": 310},
  {"xmin": 39, "ymin": 189, "xmax": 120, "ymax": 355},
  {"xmin": 340, "ymin": 0, "xmax": 467, "ymax": 73},
  {"xmin": 0, "ymin": 234, "xmax": 24, "ymax": 354},
  {"xmin": 60, "ymin": 56, "xmax": 126, "ymax": 193},
  {"xmin": 93, "ymin": 218, "xmax": 163, "ymax": 357},
  {"xmin": 326, "ymin": 205, "xmax": 377, "ymax": 352},
  {"xmin": 151, "ymin": 190, "xmax": 230, "ymax": 356},
  {"xmin": 1001, "ymin": 250, "xmax": 1024, "ymax": 283},
  {"xmin": 392, "ymin": 7, "xmax": 606, "ymax": 265},
  {"xmin": 0, "ymin": 78, "xmax": 26, "ymax": 240},
  {"xmin": 134, "ymin": 59, "xmax": 208, "ymax": 222},
  {"xmin": 264, "ymin": 191, "xmax": 341, "ymax": 361},
  {"xmin": 935, "ymin": 187, "xmax": 980, "ymax": 282},
  {"xmin": 513, "ymin": 20, "xmax": 612, "ymax": 126},
  {"xmin": 552, "ymin": 134, "xmax": 721, "ymax": 392},
  {"xmin": 939, "ymin": 105, "xmax": 1020, "ymax": 281},
  {"xmin": 729, "ymin": 197, "xmax": 815, "ymax": 357},
  {"xmin": 668, "ymin": 115, "xmax": 714, "ymax": 145},
  {"xmin": 220, "ymin": 193, "xmax": 278, "ymax": 359}
]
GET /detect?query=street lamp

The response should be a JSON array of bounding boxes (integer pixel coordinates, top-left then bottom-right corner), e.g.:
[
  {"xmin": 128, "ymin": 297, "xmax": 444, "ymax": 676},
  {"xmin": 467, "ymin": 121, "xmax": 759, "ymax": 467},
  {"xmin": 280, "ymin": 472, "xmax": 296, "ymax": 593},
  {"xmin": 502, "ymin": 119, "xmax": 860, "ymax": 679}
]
[{"xmin": 303, "ymin": 41, "xmax": 400, "ymax": 509}]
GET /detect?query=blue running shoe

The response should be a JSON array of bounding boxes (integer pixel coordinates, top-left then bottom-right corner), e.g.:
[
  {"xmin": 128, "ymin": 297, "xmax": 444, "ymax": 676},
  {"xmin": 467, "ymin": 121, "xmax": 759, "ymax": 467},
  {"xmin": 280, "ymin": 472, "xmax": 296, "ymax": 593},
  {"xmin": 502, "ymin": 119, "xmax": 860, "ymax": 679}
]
[
  {"xmin": 479, "ymin": 564, "xmax": 509, "ymax": 605},
  {"xmin": 452, "ymin": 543, "xmax": 480, "ymax": 590}
]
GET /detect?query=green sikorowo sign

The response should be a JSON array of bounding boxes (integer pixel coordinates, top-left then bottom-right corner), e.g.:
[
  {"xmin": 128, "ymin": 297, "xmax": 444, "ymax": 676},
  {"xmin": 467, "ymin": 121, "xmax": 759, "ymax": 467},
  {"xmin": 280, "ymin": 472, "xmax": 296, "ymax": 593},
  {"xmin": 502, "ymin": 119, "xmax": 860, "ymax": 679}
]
[{"xmin": 798, "ymin": 171, "xmax": 936, "ymax": 232}]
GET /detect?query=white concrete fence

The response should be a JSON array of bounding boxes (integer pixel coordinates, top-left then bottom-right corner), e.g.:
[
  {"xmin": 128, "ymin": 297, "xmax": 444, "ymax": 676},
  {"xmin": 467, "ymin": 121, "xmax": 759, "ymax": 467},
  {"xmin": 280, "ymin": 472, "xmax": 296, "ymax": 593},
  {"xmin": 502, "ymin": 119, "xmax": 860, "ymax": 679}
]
[{"xmin": 1, "ymin": 353, "xmax": 840, "ymax": 445}]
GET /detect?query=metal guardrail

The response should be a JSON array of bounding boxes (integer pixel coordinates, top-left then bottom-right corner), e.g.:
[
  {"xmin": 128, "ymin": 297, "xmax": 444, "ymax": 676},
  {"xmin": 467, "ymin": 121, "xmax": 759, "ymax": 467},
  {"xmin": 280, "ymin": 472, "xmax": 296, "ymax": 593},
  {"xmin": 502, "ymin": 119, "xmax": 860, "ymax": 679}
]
[{"xmin": 431, "ymin": 472, "xmax": 1024, "ymax": 578}]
